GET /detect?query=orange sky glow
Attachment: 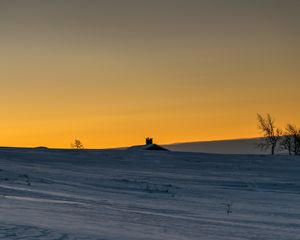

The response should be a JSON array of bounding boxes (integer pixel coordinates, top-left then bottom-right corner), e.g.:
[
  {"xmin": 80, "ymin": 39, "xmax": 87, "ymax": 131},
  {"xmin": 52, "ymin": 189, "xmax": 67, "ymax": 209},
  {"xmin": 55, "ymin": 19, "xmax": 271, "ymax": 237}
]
[{"xmin": 0, "ymin": 0, "xmax": 299, "ymax": 148}]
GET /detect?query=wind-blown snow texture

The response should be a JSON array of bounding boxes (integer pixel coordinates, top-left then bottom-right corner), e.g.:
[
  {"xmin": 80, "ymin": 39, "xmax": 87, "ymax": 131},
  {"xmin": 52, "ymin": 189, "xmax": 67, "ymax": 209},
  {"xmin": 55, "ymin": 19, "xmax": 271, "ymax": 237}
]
[{"xmin": 0, "ymin": 147, "xmax": 299, "ymax": 239}]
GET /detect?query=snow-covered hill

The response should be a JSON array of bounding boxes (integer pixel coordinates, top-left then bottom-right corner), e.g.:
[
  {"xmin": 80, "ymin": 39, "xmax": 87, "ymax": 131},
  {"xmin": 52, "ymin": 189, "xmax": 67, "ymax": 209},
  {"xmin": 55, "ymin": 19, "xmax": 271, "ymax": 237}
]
[
  {"xmin": 164, "ymin": 138, "xmax": 266, "ymax": 154},
  {"xmin": 0, "ymin": 147, "xmax": 299, "ymax": 239}
]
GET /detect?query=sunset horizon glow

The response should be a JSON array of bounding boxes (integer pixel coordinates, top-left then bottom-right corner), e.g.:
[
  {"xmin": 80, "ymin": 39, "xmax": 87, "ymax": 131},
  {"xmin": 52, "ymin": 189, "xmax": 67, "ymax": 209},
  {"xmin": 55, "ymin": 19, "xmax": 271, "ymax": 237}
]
[{"xmin": 1, "ymin": 0, "xmax": 299, "ymax": 148}]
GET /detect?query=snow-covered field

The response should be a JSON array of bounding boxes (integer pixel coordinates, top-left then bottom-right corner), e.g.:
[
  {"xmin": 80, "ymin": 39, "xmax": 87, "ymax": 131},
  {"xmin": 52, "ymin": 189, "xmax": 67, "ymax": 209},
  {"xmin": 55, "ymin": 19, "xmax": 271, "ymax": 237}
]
[{"xmin": 0, "ymin": 147, "xmax": 299, "ymax": 239}]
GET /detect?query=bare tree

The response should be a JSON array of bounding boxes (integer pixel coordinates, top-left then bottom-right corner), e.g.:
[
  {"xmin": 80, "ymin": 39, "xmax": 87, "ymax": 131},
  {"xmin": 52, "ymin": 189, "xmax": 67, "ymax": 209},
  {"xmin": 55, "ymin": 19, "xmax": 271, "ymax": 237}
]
[
  {"xmin": 71, "ymin": 139, "xmax": 84, "ymax": 149},
  {"xmin": 257, "ymin": 113, "xmax": 282, "ymax": 155},
  {"xmin": 285, "ymin": 124, "xmax": 300, "ymax": 155},
  {"xmin": 281, "ymin": 133, "xmax": 293, "ymax": 155}
]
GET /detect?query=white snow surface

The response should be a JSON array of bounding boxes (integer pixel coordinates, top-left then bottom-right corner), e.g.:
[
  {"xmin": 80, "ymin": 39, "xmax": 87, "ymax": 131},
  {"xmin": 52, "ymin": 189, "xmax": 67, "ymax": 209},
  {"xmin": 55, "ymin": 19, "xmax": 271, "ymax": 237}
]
[{"xmin": 0, "ymin": 147, "xmax": 299, "ymax": 239}]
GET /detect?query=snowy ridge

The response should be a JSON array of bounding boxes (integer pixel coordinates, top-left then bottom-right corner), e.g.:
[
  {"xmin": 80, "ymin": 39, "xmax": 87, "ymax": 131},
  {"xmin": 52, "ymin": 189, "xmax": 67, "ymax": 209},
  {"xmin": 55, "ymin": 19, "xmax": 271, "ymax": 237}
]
[
  {"xmin": 0, "ymin": 147, "xmax": 299, "ymax": 239},
  {"xmin": 164, "ymin": 138, "xmax": 268, "ymax": 154}
]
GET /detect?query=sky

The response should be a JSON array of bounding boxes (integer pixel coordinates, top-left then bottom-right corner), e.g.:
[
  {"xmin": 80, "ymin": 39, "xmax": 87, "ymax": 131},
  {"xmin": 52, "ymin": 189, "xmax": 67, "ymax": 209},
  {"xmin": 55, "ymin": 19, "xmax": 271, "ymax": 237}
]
[{"xmin": 0, "ymin": 0, "xmax": 299, "ymax": 148}]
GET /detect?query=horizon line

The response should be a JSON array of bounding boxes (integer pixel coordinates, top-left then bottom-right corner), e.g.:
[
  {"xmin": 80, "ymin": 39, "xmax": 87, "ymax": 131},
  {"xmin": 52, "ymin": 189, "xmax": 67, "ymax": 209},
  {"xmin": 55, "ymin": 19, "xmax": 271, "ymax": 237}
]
[{"xmin": 0, "ymin": 135, "xmax": 264, "ymax": 150}]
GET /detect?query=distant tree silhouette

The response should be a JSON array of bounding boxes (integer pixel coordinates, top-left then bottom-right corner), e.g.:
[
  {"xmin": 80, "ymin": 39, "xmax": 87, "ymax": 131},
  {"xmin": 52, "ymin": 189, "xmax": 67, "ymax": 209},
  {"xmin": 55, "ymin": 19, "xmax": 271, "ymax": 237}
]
[
  {"xmin": 71, "ymin": 139, "xmax": 84, "ymax": 149},
  {"xmin": 257, "ymin": 113, "xmax": 282, "ymax": 155},
  {"xmin": 284, "ymin": 124, "xmax": 300, "ymax": 155},
  {"xmin": 281, "ymin": 132, "xmax": 293, "ymax": 155}
]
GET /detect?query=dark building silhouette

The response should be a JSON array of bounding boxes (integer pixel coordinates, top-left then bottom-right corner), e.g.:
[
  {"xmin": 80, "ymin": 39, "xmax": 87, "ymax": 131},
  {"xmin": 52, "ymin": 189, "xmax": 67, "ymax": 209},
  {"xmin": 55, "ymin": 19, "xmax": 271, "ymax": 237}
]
[{"xmin": 146, "ymin": 137, "xmax": 153, "ymax": 145}]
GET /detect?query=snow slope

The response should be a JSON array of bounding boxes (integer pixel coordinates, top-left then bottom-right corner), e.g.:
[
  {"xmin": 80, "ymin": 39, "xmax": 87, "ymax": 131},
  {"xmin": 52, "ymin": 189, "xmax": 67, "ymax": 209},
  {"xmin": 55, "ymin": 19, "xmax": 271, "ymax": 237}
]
[
  {"xmin": 0, "ymin": 147, "xmax": 299, "ymax": 239},
  {"xmin": 164, "ymin": 138, "xmax": 265, "ymax": 154}
]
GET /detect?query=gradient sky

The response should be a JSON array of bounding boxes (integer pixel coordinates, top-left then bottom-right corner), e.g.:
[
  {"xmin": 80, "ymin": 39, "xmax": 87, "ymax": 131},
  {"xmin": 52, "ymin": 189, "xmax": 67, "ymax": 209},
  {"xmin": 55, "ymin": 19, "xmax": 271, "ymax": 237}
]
[{"xmin": 0, "ymin": 0, "xmax": 300, "ymax": 148}]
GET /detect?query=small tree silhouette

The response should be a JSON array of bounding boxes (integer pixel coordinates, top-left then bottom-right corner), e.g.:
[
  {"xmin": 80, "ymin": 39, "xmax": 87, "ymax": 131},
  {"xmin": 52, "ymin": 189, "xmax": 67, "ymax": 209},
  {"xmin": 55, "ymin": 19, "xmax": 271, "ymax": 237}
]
[
  {"xmin": 284, "ymin": 124, "xmax": 300, "ymax": 155},
  {"xmin": 257, "ymin": 113, "xmax": 282, "ymax": 155},
  {"xmin": 71, "ymin": 139, "xmax": 84, "ymax": 149},
  {"xmin": 281, "ymin": 133, "xmax": 293, "ymax": 155}
]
